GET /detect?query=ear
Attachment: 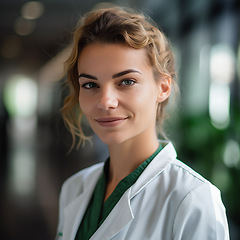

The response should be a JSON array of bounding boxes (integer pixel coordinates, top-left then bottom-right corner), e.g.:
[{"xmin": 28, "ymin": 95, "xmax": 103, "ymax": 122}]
[{"xmin": 156, "ymin": 76, "xmax": 171, "ymax": 103}]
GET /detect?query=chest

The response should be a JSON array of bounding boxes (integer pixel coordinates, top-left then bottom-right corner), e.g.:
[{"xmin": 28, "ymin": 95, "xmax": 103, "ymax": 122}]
[{"xmin": 90, "ymin": 178, "xmax": 180, "ymax": 240}]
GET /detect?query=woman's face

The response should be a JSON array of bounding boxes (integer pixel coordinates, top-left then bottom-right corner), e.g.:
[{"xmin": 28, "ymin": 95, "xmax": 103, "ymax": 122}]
[{"xmin": 77, "ymin": 43, "xmax": 170, "ymax": 145}]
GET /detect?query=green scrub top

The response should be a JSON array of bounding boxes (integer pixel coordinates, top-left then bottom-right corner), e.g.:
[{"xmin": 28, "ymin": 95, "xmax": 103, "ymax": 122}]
[{"xmin": 75, "ymin": 143, "xmax": 162, "ymax": 240}]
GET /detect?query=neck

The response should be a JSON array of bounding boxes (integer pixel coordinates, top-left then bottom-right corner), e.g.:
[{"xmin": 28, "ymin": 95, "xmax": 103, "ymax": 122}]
[
  {"xmin": 103, "ymin": 129, "xmax": 159, "ymax": 201},
  {"xmin": 107, "ymin": 133, "xmax": 159, "ymax": 185}
]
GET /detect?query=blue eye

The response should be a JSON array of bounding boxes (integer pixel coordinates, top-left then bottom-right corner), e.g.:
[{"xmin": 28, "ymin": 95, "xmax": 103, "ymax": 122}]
[
  {"xmin": 81, "ymin": 82, "xmax": 98, "ymax": 89},
  {"xmin": 121, "ymin": 79, "xmax": 135, "ymax": 86}
]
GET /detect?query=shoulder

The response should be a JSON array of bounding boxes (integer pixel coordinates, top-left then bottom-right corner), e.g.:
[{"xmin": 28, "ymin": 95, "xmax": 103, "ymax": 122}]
[
  {"xmin": 162, "ymin": 155, "xmax": 219, "ymax": 205},
  {"xmin": 171, "ymin": 168, "xmax": 229, "ymax": 239},
  {"xmin": 133, "ymin": 142, "xmax": 215, "ymax": 205},
  {"xmin": 169, "ymin": 158, "xmax": 209, "ymax": 186},
  {"xmin": 158, "ymin": 144, "xmax": 229, "ymax": 238},
  {"xmin": 163, "ymin": 156, "xmax": 229, "ymax": 238},
  {"xmin": 167, "ymin": 158, "xmax": 219, "ymax": 206},
  {"xmin": 60, "ymin": 162, "xmax": 104, "ymax": 203},
  {"xmin": 158, "ymin": 142, "xmax": 213, "ymax": 192},
  {"xmin": 137, "ymin": 142, "xmax": 212, "ymax": 197},
  {"xmin": 148, "ymin": 142, "xmax": 224, "ymax": 215}
]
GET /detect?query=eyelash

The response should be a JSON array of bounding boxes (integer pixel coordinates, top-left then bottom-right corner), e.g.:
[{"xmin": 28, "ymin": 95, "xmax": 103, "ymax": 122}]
[
  {"xmin": 81, "ymin": 82, "xmax": 99, "ymax": 89},
  {"xmin": 81, "ymin": 79, "xmax": 136, "ymax": 89},
  {"xmin": 120, "ymin": 79, "xmax": 136, "ymax": 86}
]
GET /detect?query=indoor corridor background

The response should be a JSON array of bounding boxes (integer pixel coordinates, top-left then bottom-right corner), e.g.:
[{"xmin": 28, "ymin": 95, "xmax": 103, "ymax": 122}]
[{"xmin": 0, "ymin": 0, "xmax": 240, "ymax": 239}]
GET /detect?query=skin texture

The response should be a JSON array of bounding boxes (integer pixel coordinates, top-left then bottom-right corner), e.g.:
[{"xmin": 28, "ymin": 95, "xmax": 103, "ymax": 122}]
[{"xmin": 77, "ymin": 43, "xmax": 171, "ymax": 200}]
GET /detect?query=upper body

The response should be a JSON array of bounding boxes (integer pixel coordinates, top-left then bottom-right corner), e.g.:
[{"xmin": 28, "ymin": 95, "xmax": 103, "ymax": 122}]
[
  {"xmin": 58, "ymin": 6, "xmax": 230, "ymax": 240},
  {"xmin": 56, "ymin": 142, "xmax": 229, "ymax": 240}
]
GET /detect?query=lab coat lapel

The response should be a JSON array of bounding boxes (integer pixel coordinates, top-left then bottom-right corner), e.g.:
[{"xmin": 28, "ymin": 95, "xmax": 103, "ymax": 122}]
[
  {"xmin": 90, "ymin": 189, "xmax": 134, "ymax": 240},
  {"xmin": 130, "ymin": 142, "xmax": 176, "ymax": 198},
  {"xmin": 62, "ymin": 168, "xmax": 102, "ymax": 240},
  {"xmin": 90, "ymin": 142, "xmax": 176, "ymax": 240}
]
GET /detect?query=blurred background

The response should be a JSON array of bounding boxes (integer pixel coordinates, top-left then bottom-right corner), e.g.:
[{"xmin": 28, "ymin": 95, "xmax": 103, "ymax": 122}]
[{"xmin": 0, "ymin": 0, "xmax": 239, "ymax": 239}]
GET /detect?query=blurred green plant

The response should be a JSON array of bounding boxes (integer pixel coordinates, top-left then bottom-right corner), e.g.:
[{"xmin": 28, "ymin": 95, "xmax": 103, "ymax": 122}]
[{"xmin": 165, "ymin": 104, "xmax": 240, "ymax": 229}]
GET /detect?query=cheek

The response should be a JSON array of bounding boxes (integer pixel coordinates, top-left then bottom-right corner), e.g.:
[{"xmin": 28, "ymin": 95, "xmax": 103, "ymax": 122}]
[
  {"xmin": 127, "ymin": 89, "xmax": 158, "ymax": 119},
  {"xmin": 135, "ymin": 85, "xmax": 158, "ymax": 106},
  {"xmin": 79, "ymin": 94, "xmax": 90, "ymax": 115},
  {"xmin": 143, "ymin": 91, "xmax": 159, "ymax": 118}
]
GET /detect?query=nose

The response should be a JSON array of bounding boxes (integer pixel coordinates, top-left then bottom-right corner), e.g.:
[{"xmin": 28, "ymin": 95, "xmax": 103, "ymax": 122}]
[{"xmin": 97, "ymin": 87, "xmax": 118, "ymax": 110}]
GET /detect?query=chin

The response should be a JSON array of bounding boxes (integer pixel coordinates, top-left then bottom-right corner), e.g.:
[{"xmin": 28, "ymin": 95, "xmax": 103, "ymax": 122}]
[
  {"xmin": 96, "ymin": 132, "xmax": 130, "ymax": 146},
  {"xmin": 99, "ymin": 136, "xmax": 127, "ymax": 146}
]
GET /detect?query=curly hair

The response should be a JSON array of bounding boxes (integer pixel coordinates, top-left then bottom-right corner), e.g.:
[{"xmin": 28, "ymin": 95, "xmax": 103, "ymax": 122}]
[{"xmin": 61, "ymin": 7, "xmax": 177, "ymax": 149}]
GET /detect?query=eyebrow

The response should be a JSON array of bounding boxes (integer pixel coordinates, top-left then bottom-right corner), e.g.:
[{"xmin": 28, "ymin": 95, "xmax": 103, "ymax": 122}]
[
  {"xmin": 112, "ymin": 69, "xmax": 141, "ymax": 78},
  {"xmin": 78, "ymin": 69, "xmax": 141, "ymax": 80},
  {"xmin": 78, "ymin": 73, "xmax": 97, "ymax": 80}
]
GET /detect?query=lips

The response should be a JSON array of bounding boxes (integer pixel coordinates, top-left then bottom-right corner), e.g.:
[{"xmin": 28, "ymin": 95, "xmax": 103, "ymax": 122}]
[{"xmin": 94, "ymin": 117, "xmax": 128, "ymax": 127}]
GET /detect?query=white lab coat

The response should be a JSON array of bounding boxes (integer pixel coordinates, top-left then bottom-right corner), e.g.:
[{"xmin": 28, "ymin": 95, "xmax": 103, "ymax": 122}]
[{"xmin": 56, "ymin": 142, "xmax": 229, "ymax": 240}]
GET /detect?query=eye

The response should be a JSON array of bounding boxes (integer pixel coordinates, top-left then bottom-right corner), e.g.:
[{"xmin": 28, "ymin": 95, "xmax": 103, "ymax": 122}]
[
  {"xmin": 81, "ymin": 82, "xmax": 99, "ymax": 89},
  {"xmin": 120, "ymin": 79, "xmax": 136, "ymax": 86}
]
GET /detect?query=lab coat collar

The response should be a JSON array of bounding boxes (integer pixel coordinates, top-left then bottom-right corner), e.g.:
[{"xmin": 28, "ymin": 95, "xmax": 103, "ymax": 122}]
[
  {"xmin": 62, "ymin": 142, "xmax": 176, "ymax": 240},
  {"xmin": 130, "ymin": 141, "xmax": 177, "ymax": 198},
  {"xmin": 90, "ymin": 142, "xmax": 177, "ymax": 240}
]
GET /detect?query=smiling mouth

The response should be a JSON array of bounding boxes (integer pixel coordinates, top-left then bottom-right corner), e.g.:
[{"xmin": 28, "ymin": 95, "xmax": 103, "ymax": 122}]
[{"xmin": 95, "ymin": 117, "xmax": 129, "ymax": 127}]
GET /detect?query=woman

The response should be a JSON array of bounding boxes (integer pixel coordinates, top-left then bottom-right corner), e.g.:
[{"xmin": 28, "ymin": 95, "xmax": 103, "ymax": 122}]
[{"xmin": 56, "ymin": 7, "xmax": 229, "ymax": 240}]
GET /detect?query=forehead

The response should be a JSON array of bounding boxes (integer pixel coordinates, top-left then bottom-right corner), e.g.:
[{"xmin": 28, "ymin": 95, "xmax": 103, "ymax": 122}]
[{"xmin": 77, "ymin": 43, "xmax": 150, "ymax": 72}]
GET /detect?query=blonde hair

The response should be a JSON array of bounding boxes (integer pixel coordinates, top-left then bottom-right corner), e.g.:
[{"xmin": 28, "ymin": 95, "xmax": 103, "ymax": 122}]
[{"xmin": 61, "ymin": 7, "xmax": 177, "ymax": 149}]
